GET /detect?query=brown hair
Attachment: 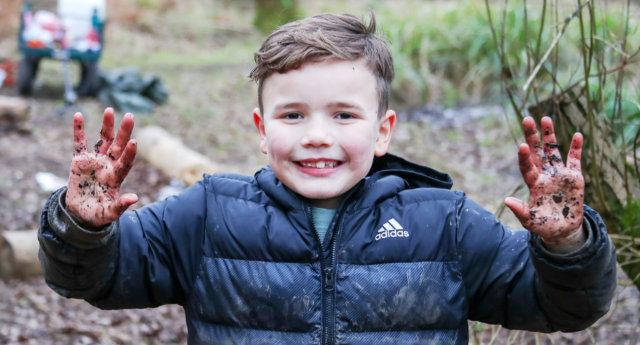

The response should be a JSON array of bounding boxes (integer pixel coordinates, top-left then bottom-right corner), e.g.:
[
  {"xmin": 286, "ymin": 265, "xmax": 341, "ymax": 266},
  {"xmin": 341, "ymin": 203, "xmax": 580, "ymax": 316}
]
[{"xmin": 249, "ymin": 12, "xmax": 394, "ymax": 117}]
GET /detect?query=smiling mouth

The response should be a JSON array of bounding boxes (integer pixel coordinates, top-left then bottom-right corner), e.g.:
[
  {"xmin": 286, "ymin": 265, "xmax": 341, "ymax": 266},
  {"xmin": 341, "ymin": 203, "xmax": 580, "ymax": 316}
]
[{"xmin": 294, "ymin": 160, "xmax": 343, "ymax": 169}]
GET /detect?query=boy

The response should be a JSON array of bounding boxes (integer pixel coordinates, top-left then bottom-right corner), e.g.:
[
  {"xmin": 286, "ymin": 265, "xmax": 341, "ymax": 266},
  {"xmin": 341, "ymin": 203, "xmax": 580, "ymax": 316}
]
[{"xmin": 39, "ymin": 13, "xmax": 615, "ymax": 344}]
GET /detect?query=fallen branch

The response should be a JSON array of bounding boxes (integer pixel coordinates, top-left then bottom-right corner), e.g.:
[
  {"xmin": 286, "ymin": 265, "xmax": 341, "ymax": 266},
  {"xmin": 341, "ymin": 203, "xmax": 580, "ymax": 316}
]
[{"xmin": 135, "ymin": 126, "xmax": 220, "ymax": 186}]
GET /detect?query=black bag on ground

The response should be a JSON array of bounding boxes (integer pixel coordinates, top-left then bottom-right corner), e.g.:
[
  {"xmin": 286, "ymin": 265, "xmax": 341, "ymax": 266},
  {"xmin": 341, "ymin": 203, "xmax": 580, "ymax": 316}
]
[{"xmin": 99, "ymin": 66, "xmax": 169, "ymax": 114}]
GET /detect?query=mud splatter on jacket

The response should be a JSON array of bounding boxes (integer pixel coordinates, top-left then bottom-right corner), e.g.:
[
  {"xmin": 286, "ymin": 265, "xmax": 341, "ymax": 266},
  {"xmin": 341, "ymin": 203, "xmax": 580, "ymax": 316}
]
[{"xmin": 39, "ymin": 154, "xmax": 616, "ymax": 344}]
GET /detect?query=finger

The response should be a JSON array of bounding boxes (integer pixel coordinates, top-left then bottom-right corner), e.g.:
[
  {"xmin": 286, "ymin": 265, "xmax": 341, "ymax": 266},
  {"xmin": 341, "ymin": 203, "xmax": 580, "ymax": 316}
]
[
  {"xmin": 518, "ymin": 143, "xmax": 539, "ymax": 187},
  {"xmin": 504, "ymin": 197, "xmax": 531, "ymax": 225},
  {"xmin": 540, "ymin": 116, "xmax": 565, "ymax": 168},
  {"xmin": 566, "ymin": 132, "xmax": 583, "ymax": 171},
  {"xmin": 113, "ymin": 140, "xmax": 137, "ymax": 182},
  {"xmin": 107, "ymin": 113, "xmax": 135, "ymax": 160},
  {"xmin": 96, "ymin": 108, "xmax": 115, "ymax": 155},
  {"xmin": 73, "ymin": 112, "xmax": 88, "ymax": 156},
  {"xmin": 116, "ymin": 193, "xmax": 138, "ymax": 215},
  {"xmin": 523, "ymin": 117, "xmax": 547, "ymax": 170}
]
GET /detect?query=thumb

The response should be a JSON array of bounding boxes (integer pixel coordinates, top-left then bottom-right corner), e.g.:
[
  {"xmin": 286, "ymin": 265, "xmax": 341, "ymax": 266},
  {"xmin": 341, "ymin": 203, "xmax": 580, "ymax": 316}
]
[
  {"xmin": 504, "ymin": 197, "xmax": 531, "ymax": 225},
  {"xmin": 116, "ymin": 193, "xmax": 138, "ymax": 214}
]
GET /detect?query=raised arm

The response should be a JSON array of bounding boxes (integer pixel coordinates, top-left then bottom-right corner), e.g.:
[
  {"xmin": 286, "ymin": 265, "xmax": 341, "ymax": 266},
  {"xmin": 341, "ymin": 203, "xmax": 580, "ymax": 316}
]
[
  {"xmin": 38, "ymin": 109, "xmax": 206, "ymax": 309},
  {"xmin": 458, "ymin": 116, "xmax": 616, "ymax": 332}
]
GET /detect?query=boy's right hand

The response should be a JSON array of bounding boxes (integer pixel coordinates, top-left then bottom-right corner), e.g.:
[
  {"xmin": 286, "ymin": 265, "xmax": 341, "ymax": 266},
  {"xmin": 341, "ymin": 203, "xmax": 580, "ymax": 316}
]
[{"xmin": 65, "ymin": 108, "xmax": 138, "ymax": 228}]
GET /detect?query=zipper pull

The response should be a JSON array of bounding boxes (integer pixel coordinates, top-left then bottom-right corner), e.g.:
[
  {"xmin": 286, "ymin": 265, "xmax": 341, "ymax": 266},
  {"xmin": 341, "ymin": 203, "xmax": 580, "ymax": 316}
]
[{"xmin": 324, "ymin": 268, "xmax": 335, "ymax": 291}]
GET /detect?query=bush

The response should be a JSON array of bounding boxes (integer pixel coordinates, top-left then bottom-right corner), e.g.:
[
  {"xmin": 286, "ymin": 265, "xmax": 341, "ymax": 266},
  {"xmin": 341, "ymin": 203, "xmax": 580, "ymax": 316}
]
[{"xmin": 372, "ymin": 0, "xmax": 639, "ymax": 109}]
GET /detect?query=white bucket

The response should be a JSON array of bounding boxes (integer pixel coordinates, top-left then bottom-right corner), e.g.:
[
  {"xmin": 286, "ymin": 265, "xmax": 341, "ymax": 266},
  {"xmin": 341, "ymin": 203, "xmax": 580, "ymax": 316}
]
[{"xmin": 57, "ymin": 0, "xmax": 106, "ymax": 46}]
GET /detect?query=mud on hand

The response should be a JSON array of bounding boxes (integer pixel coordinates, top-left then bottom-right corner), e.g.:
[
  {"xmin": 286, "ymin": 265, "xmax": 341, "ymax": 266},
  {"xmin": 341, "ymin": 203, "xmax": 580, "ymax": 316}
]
[
  {"xmin": 66, "ymin": 108, "xmax": 138, "ymax": 228},
  {"xmin": 504, "ymin": 116, "xmax": 585, "ymax": 246}
]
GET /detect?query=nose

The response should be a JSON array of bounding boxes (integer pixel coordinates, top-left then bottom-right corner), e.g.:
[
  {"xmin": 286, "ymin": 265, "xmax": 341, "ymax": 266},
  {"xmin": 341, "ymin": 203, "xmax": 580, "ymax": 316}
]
[{"xmin": 300, "ymin": 117, "xmax": 334, "ymax": 148}]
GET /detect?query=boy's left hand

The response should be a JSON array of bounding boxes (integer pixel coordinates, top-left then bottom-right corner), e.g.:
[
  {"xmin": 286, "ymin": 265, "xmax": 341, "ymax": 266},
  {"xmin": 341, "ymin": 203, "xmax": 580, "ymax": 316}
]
[{"xmin": 504, "ymin": 116, "xmax": 586, "ymax": 251}]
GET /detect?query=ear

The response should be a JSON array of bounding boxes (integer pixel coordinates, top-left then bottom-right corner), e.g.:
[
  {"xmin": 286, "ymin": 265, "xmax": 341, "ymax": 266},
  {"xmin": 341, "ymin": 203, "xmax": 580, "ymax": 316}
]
[
  {"xmin": 374, "ymin": 109, "xmax": 396, "ymax": 157},
  {"xmin": 253, "ymin": 108, "xmax": 268, "ymax": 155}
]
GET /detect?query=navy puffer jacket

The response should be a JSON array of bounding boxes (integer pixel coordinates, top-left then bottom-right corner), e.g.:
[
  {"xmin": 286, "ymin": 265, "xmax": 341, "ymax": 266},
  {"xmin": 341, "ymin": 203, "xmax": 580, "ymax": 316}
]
[{"xmin": 39, "ymin": 154, "xmax": 616, "ymax": 345}]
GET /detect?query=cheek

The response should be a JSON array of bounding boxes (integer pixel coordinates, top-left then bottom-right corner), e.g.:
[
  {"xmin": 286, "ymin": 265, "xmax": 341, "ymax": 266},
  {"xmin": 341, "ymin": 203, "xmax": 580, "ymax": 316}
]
[
  {"xmin": 341, "ymin": 125, "xmax": 376, "ymax": 163},
  {"xmin": 265, "ymin": 125, "xmax": 296, "ymax": 161}
]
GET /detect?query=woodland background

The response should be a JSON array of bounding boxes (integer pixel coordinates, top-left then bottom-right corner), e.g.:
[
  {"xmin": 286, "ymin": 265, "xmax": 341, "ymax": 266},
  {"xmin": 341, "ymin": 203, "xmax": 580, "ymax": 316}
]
[{"xmin": 1, "ymin": 0, "xmax": 640, "ymax": 344}]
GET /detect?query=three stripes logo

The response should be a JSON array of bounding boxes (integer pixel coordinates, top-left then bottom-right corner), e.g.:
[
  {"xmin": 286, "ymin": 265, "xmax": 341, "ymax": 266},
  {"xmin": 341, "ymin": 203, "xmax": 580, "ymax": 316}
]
[{"xmin": 375, "ymin": 218, "xmax": 409, "ymax": 241}]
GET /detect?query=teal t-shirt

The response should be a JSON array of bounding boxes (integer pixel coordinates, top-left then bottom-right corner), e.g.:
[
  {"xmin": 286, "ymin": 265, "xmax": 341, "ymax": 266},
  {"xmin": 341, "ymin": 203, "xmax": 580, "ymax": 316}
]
[{"xmin": 311, "ymin": 207, "xmax": 337, "ymax": 242}]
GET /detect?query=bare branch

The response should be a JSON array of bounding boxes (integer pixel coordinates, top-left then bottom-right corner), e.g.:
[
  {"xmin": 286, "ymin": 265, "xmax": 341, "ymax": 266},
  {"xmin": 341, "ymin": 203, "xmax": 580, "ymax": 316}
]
[
  {"xmin": 523, "ymin": 0, "xmax": 592, "ymax": 92},
  {"xmin": 592, "ymin": 35, "xmax": 630, "ymax": 58}
]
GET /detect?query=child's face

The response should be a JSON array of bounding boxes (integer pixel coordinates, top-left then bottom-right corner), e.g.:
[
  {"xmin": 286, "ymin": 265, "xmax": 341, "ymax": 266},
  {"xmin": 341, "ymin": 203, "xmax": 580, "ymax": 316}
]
[{"xmin": 253, "ymin": 59, "xmax": 396, "ymax": 208}]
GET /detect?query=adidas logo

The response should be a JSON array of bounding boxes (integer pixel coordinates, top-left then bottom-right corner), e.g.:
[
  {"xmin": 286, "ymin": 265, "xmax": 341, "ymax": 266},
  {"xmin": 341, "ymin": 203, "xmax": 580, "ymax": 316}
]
[{"xmin": 375, "ymin": 218, "xmax": 409, "ymax": 241}]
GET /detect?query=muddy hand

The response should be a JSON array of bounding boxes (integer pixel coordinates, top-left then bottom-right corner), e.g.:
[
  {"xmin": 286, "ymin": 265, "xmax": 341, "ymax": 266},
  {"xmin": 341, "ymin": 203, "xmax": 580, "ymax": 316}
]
[
  {"xmin": 65, "ymin": 108, "xmax": 138, "ymax": 227},
  {"xmin": 504, "ymin": 116, "xmax": 585, "ymax": 246}
]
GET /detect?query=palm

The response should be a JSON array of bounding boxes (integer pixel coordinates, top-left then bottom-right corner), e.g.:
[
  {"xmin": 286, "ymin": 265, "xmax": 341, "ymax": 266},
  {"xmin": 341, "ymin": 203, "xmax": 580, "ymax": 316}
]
[
  {"xmin": 66, "ymin": 108, "xmax": 138, "ymax": 227},
  {"xmin": 505, "ymin": 116, "xmax": 585, "ymax": 245}
]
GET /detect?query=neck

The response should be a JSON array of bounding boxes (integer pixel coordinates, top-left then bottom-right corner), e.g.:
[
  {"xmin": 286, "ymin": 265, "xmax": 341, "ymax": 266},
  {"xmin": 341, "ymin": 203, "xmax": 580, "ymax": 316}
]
[{"xmin": 308, "ymin": 195, "xmax": 343, "ymax": 209}]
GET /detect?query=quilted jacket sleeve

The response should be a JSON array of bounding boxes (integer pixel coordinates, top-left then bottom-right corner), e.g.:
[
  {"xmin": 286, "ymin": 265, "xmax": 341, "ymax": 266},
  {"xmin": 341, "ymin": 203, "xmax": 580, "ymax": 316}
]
[
  {"xmin": 455, "ymin": 192, "xmax": 616, "ymax": 332},
  {"xmin": 38, "ymin": 180, "xmax": 208, "ymax": 309}
]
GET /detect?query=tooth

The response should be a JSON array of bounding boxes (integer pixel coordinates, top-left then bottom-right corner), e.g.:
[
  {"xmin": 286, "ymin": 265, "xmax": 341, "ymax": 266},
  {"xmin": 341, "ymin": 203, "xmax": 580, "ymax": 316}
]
[{"xmin": 317, "ymin": 162, "xmax": 325, "ymax": 169}]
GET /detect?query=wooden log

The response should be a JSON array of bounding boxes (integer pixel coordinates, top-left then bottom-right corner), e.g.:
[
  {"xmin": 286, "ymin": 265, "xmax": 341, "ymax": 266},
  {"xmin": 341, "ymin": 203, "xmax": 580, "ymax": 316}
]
[
  {"xmin": 0, "ymin": 96, "xmax": 29, "ymax": 123},
  {"xmin": 0, "ymin": 230, "xmax": 42, "ymax": 280},
  {"xmin": 135, "ymin": 126, "xmax": 220, "ymax": 186}
]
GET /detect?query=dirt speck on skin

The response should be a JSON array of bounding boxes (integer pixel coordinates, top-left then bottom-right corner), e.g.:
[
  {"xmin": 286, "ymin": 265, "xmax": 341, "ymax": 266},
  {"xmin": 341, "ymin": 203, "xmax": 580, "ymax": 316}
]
[{"xmin": 94, "ymin": 139, "xmax": 104, "ymax": 152}]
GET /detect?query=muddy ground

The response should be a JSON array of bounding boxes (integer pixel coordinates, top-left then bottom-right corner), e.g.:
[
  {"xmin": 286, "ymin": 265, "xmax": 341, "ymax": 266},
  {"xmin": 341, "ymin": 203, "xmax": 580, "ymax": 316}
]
[{"xmin": 1, "ymin": 0, "xmax": 640, "ymax": 343}]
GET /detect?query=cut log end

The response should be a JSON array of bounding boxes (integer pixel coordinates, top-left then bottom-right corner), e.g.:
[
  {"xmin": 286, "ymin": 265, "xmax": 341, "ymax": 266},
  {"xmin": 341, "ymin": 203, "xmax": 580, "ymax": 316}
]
[
  {"xmin": 0, "ymin": 230, "xmax": 42, "ymax": 280},
  {"xmin": 0, "ymin": 96, "xmax": 29, "ymax": 124}
]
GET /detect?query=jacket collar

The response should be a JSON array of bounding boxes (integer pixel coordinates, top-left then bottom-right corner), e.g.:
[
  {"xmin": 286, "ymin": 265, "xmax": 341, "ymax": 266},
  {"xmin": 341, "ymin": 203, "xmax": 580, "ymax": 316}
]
[{"xmin": 254, "ymin": 153, "xmax": 453, "ymax": 210}]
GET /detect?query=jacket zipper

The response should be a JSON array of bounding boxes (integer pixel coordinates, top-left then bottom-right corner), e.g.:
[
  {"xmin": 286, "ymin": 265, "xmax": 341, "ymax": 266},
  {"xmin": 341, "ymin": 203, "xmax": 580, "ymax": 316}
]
[{"xmin": 305, "ymin": 205, "xmax": 345, "ymax": 345}]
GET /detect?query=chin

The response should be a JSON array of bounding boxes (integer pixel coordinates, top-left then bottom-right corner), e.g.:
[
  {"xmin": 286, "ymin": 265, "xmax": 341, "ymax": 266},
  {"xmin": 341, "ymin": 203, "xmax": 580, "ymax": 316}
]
[
  {"xmin": 293, "ymin": 183, "xmax": 345, "ymax": 200},
  {"xmin": 297, "ymin": 189, "xmax": 341, "ymax": 200}
]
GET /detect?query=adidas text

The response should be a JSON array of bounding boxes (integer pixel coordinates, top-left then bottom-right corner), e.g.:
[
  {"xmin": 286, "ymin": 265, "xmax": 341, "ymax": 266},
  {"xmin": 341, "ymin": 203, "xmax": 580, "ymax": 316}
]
[{"xmin": 375, "ymin": 218, "xmax": 409, "ymax": 241}]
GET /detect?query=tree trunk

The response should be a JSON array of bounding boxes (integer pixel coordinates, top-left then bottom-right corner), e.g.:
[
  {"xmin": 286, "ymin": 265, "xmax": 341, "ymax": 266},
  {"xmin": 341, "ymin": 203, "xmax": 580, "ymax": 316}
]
[
  {"xmin": 0, "ymin": 230, "xmax": 42, "ymax": 280},
  {"xmin": 529, "ymin": 92, "xmax": 640, "ymax": 286}
]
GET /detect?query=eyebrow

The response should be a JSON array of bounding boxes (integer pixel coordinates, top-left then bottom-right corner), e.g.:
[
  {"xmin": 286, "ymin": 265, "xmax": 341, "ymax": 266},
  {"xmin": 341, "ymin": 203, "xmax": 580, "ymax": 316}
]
[
  {"xmin": 327, "ymin": 101, "xmax": 361, "ymax": 109},
  {"xmin": 273, "ymin": 101, "xmax": 309, "ymax": 110},
  {"xmin": 272, "ymin": 101, "xmax": 363, "ymax": 111}
]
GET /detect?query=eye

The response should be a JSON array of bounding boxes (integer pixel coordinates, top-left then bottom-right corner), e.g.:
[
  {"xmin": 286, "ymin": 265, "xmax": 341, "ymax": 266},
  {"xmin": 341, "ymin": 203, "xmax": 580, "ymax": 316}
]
[
  {"xmin": 283, "ymin": 112, "xmax": 302, "ymax": 120},
  {"xmin": 335, "ymin": 113, "xmax": 355, "ymax": 120}
]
